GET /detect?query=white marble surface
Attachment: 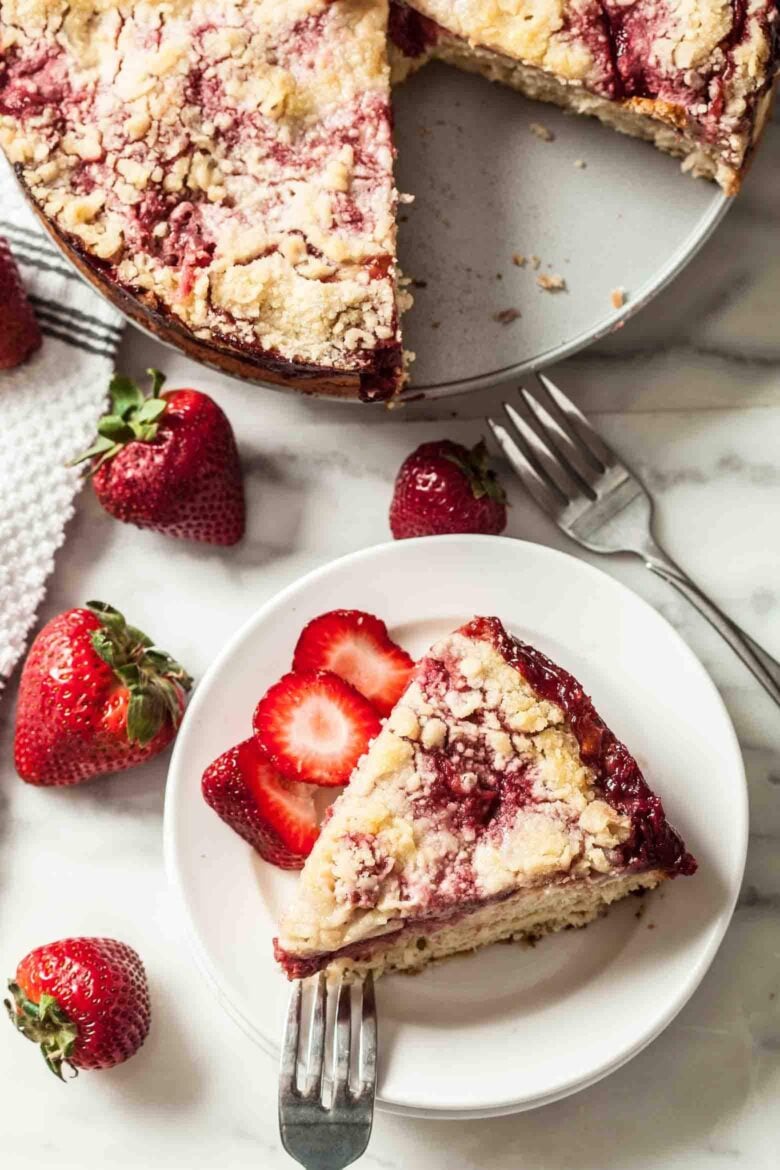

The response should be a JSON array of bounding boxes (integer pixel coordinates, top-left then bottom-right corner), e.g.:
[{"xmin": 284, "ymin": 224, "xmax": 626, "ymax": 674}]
[{"xmin": 2, "ymin": 121, "xmax": 780, "ymax": 1168}]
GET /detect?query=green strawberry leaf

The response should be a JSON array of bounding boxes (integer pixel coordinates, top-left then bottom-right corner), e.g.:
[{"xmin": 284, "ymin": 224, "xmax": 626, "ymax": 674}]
[
  {"xmin": 97, "ymin": 414, "xmax": 134, "ymax": 442},
  {"xmin": 136, "ymin": 398, "xmax": 167, "ymax": 424},
  {"xmin": 67, "ymin": 435, "xmax": 119, "ymax": 468},
  {"xmin": 442, "ymin": 439, "xmax": 507, "ymax": 505},
  {"xmin": 115, "ymin": 663, "xmax": 141, "ymax": 689},
  {"xmin": 147, "ymin": 368, "xmax": 166, "ymax": 397},
  {"xmin": 109, "ymin": 374, "xmax": 145, "ymax": 419},
  {"xmin": 86, "ymin": 601, "xmax": 193, "ymax": 745},
  {"xmin": 90, "ymin": 629, "xmax": 117, "ymax": 668},
  {"xmin": 68, "ymin": 369, "xmax": 170, "ymax": 473},
  {"xmin": 129, "ymin": 421, "xmax": 159, "ymax": 442},
  {"xmin": 125, "ymin": 624, "xmax": 154, "ymax": 649},
  {"xmin": 88, "ymin": 603, "xmax": 127, "ymax": 640},
  {"xmin": 127, "ymin": 688, "xmax": 166, "ymax": 745},
  {"xmin": 5, "ymin": 981, "xmax": 79, "ymax": 1081}
]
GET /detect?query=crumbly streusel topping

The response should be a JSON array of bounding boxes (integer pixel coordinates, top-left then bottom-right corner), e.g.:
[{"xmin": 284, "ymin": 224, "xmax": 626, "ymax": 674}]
[
  {"xmin": 277, "ymin": 622, "xmax": 638, "ymax": 958},
  {"xmin": 0, "ymin": 0, "xmax": 403, "ymax": 389}
]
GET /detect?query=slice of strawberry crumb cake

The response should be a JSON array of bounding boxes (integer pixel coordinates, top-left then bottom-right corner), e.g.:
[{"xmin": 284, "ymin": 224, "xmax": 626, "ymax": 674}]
[{"xmin": 275, "ymin": 616, "xmax": 696, "ymax": 979}]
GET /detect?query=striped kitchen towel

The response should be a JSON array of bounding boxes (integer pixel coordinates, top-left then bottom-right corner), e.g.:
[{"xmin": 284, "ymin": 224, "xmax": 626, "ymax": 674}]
[{"xmin": 0, "ymin": 161, "xmax": 124, "ymax": 687}]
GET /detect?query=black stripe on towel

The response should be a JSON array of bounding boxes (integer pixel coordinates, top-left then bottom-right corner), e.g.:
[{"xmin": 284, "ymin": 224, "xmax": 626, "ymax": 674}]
[
  {"xmin": 30, "ymin": 296, "xmax": 123, "ymax": 344},
  {"xmin": 40, "ymin": 324, "xmax": 115, "ymax": 359},
  {"xmin": 6, "ymin": 245, "xmax": 79, "ymax": 282}
]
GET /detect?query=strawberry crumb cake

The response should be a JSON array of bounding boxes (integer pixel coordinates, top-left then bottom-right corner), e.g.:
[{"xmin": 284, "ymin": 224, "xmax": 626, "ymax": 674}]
[
  {"xmin": 275, "ymin": 616, "xmax": 696, "ymax": 979},
  {"xmin": 389, "ymin": 0, "xmax": 779, "ymax": 194},
  {"xmin": 0, "ymin": 0, "xmax": 406, "ymax": 399}
]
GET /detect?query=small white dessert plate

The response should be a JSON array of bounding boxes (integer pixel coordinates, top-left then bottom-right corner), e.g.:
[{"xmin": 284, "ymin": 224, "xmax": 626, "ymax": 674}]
[{"xmin": 164, "ymin": 536, "xmax": 747, "ymax": 1118}]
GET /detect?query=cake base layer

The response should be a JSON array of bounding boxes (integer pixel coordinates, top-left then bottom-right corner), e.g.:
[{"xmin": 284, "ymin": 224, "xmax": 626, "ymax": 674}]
[
  {"xmin": 432, "ymin": 40, "xmax": 734, "ymax": 192},
  {"xmin": 395, "ymin": 33, "xmax": 776, "ymax": 195},
  {"xmin": 388, "ymin": 1, "xmax": 779, "ymax": 195},
  {"xmin": 324, "ymin": 869, "xmax": 665, "ymax": 980}
]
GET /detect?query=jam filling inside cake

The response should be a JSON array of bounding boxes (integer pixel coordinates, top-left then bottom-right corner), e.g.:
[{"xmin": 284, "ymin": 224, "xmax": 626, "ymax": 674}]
[
  {"xmin": 0, "ymin": 0, "xmax": 406, "ymax": 398},
  {"xmin": 275, "ymin": 617, "xmax": 696, "ymax": 980},
  {"xmin": 387, "ymin": 0, "xmax": 441, "ymax": 59},
  {"xmin": 463, "ymin": 617, "xmax": 694, "ymax": 875},
  {"xmin": 389, "ymin": 0, "xmax": 779, "ymax": 192}
]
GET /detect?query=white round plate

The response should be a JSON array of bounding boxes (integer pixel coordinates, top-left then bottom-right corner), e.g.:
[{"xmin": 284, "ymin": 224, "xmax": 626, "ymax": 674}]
[{"xmin": 165, "ymin": 536, "xmax": 746, "ymax": 1118}]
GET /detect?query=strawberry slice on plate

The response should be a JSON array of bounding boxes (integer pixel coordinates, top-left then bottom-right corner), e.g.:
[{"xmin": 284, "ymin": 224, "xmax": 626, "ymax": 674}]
[
  {"xmin": 293, "ymin": 609, "xmax": 414, "ymax": 717},
  {"xmin": 202, "ymin": 738, "xmax": 318, "ymax": 868},
  {"xmin": 254, "ymin": 670, "xmax": 381, "ymax": 787}
]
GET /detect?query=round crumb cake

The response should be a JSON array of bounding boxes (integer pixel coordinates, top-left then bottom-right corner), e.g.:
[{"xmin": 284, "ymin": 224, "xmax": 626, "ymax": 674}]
[{"xmin": 0, "ymin": 0, "xmax": 776, "ymax": 396}]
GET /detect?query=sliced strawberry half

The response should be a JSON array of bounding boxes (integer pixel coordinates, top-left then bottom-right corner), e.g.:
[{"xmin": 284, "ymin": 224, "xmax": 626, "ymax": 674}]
[
  {"xmin": 202, "ymin": 738, "xmax": 318, "ymax": 868},
  {"xmin": 292, "ymin": 610, "xmax": 414, "ymax": 717},
  {"xmin": 253, "ymin": 670, "xmax": 382, "ymax": 787}
]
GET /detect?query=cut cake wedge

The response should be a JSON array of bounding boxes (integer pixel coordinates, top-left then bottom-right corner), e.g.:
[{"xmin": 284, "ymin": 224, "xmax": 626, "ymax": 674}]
[{"xmin": 275, "ymin": 616, "xmax": 696, "ymax": 980}]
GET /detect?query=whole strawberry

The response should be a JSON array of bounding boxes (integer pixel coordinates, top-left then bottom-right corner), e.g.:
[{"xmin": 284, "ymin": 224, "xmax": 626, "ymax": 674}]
[
  {"xmin": 0, "ymin": 235, "xmax": 42, "ymax": 369},
  {"xmin": 6, "ymin": 937, "xmax": 150, "ymax": 1079},
  {"xmin": 389, "ymin": 439, "xmax": 507, "ymax": 539},
  {"xmin": 72, "ymin": 369, "xmax": 245, "ymax": 545},
  {"xmin": 14, "ymin": 601, "xmax": 192, "ymax": 786}
]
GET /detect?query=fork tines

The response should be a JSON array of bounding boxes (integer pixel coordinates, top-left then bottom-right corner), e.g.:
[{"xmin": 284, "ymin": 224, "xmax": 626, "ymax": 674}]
[
  {"xmin": 487, "ymin": 372, "xmax": 633, "ymax": 526},
  {"xmin": 279, "ymin": 974, "xmax": 376, "ymax": 1170}
]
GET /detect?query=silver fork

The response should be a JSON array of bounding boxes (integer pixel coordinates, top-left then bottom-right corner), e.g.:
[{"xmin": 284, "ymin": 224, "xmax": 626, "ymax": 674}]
[
  {"xmin": 279, "ymin": 975, "xmax": 377, "ymax": 1170},
  {"xmin": 488, "ymin": 373, "xmax": 780, "ymax": 707}
]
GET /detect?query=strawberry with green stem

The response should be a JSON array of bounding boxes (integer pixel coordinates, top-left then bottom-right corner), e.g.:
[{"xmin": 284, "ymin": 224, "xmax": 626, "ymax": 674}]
[
  {"xmin": 72, "ymin": 369, "xmax": 245, "ymax": 545},
  {"xmin": 6, "ymin": 937, "xmax": 150, "ymax": 1079},
  {"xmin": 14, "ymin": 601, "xmax": 192, "ymax": 786},
  {"xmin": 389, "ymin": 439, "xmax": 507, "ymax": 539}
]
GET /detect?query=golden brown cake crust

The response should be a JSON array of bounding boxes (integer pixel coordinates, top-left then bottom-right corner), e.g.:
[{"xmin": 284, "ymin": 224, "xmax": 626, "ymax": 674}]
[{"xmin": 25, "ymin": 190, "xmax": 372, "ymax": 398}]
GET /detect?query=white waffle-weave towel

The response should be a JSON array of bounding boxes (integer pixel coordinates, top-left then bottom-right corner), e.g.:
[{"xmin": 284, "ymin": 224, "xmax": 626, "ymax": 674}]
[{"xmin": 0, "ymin": 162, "xmax": 124, "ymax": 686}]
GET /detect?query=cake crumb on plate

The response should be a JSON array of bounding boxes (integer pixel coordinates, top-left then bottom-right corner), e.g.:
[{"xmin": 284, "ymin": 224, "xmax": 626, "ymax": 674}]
[
  {"xmin": 529, "ymin": 122, "xmax": 555, "ymax": 142},
  {"xmin": 494, "ymin": 308, "xmax": 522, "ymax": 324},
  {"xmin": 512, "ymin": 253, "xmax": 526, "ymax": 267},
  {"xmin": 537, "ymin": 274, "xmax": 567, "ymax": 292},
  {"xmin": 611, "ymin": 287, "xmax": 626, "ymax": 308}
]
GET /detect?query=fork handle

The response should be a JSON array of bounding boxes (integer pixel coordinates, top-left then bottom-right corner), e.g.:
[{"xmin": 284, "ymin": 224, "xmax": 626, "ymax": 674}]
[{"xmin": 644, "ymin": 552, "xmax": 780, "ymax": 707}]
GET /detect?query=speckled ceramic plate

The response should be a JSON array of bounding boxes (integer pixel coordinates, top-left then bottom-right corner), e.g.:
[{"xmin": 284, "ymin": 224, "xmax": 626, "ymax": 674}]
[{"xmin": 164, "ymin": 537, "xmax": 747, "ymax": 1118}]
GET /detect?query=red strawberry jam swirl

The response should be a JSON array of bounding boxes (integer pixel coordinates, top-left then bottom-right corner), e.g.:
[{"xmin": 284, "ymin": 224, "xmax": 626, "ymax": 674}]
[
  {"xmin": 461, "ymin": 618, "xmax": 696, "ymax": 876},
  {"xmin": 387, "ymin": 1, "xmax": 442, "ymax": 58}
]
